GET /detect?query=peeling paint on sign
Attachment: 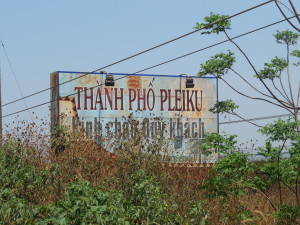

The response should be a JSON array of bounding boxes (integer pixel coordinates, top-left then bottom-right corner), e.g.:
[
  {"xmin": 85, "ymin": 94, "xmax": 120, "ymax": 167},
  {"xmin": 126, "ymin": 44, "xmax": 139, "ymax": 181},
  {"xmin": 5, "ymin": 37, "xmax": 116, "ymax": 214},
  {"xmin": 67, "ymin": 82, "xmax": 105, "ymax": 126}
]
[{"xmin": 50, "ymin": 71, "xmax": 218, "ymax": 163}]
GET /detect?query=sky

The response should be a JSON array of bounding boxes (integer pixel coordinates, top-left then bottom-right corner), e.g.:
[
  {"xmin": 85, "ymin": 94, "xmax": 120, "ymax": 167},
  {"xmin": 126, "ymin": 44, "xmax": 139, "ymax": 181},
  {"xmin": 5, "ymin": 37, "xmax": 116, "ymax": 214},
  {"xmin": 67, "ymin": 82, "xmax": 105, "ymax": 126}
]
[{"xmin": 0, "ymin": 0, "xmax": 300, "ymax": 150}]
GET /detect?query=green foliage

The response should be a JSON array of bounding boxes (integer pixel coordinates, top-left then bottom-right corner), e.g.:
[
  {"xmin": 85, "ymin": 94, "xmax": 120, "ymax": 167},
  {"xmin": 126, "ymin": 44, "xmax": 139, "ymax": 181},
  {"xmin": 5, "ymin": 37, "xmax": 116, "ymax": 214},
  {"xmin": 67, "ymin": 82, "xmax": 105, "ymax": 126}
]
[
  {"xmin": 0, "ymin": 138, "xmax": 211, "ymax": 224},
  {"xmin": 278, "ymin": 159, "xmax": 298, "ymax": 186},
  {"xmin": 259, "ymin": 118, "xmax": 298, "ymax": 142},
  {"xmin": 257, "ymin": 119, "xmax": 300, "ymax": 205},
  {"xmin": 273, "ymin": 30, "xmax": 300, "ymax": 46},
  {"xmin": 183, "ymin": 201, "xmax": 208, "ymax": 225},
  {"xmin": 37, "ymin": 182, "xmax": 131, "ymax": 225},
  {"xmin": 289, "ymin": 135, "xmax": 300, "ymax": 166},
  {"xmin": 235, "ymin": 209, "xmax": 256, "ymax": 224},
  {"xmin": 194, "ymin": 12, "xmax": 231, "ymax": 35},
  {"xmin": 291, "ymin": 49, "xmax": 300, "ymax": 58},
  {"xmin": 194, "ymin": 11, "xmax": 300, "ymax": 224},
  {"xmin": 0, "ymin": 188, "xmax": 35, "ymax": 225},
  {"xmin": 209, "ymin": 99, "xmax": 239, "ymax": 114},
  {"xmin": 198, "ymin": 51, "xmax": 235, "ymax": 77},
  {"xmin": 205, "ymin": 150, "xmax": 253, "ymax": 198},
  {"xmin": 35, "ymin": 170, "xmax": 210, "ymax": 224},
  {"xmin": 202, "ymin": 132, "xmax": 237, "ymax": 154},
  {"xmin": 128, "ymin": 170, "xmax": 170, "ymax": 223},
  {"xmin": 256, "ymin": 57, "xmax": 288, "ymax": 80},
  {"xmin": 202, "ymin": 118, "xmax": 300, "ymax": 223},
  {"xmin": 129, "ymin": 170, "xmax": 209, "ymax": 224},
  {"xmin": 257, "ymin": 141, "xmax": 287, "ymax": 163},
  {"xmin": 201, "ymin": 133, "xmax": 256, "ymax": 198},
  {"xmin": 291, "ymin": 50, "xmax": 300, "ymax": 66},
  {"xmin": 126, "ymin": 170, "xmax": 197, "ymax": 224},
  {"xmin": 256, "ymin": 142, "xmax": 287, "ymax": 188},
  {"xmin": 0, "ymin": 140, "xmax": 50, "ymax": 200},
  {"xmin": 273, "ymin": 205, "xmax": 300, "ymax": 225}
]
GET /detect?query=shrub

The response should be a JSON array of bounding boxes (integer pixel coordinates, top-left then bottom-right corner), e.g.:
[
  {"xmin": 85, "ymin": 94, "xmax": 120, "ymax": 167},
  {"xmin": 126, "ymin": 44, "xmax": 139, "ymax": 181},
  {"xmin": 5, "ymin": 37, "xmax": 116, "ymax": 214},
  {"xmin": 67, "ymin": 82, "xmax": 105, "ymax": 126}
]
[
  {"xmin": 0, "ymin": 188, "xmax": 35, "ymax": 225},
  {"xmin": 37, "ymin": 182, "xmax": 131, "ymax": 225},
  {"xmin": 0, "ymin": 139, "xmax": 51, "ymax": 202},
  {"xmin": 128, "ymin": 170, "xmax": 171, "ymax": 224},
  {"xmin": 273, "ymin": 205, "xmax": 300, "ymax": 225}
]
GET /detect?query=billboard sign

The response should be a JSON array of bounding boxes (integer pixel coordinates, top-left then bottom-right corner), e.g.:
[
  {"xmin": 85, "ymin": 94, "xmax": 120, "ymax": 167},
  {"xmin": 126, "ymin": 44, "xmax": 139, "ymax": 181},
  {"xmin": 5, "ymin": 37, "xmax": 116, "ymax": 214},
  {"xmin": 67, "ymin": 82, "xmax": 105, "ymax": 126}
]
[{"xmin": 50, "ymin": 71, "xmax": 218, "ymax": 163}]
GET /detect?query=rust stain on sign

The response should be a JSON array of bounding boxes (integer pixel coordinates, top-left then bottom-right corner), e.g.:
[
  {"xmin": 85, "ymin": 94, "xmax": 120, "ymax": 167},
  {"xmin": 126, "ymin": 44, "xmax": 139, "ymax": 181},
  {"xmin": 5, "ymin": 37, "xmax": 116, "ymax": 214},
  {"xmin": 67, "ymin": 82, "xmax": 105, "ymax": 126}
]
[
  {"xmin": 79, "ymin": 74, "xmax": 98, "ymax": 85},
  {"xmin": 127, "ymin": 75, "xmax": 141, "ymax": 89},
  {"xmin": 50, "ymin": 71, "xmax": 218, "ymax": 163}
]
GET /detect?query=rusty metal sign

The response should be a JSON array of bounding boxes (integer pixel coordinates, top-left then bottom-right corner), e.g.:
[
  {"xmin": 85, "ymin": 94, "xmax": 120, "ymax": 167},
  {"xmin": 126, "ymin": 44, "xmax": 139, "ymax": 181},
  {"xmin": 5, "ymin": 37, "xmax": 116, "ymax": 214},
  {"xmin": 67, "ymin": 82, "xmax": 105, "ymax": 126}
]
[{"xmin": 50, "ymin": 71, "xmax": 218, "ymax": 163}]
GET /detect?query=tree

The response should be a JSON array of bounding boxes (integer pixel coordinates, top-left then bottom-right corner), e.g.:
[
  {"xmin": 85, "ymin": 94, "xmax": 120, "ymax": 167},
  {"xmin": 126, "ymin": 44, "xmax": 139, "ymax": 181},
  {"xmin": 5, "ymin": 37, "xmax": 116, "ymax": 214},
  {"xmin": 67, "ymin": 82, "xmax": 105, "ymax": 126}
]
[
  {"xmin": 195, "ymin": 5, "xmax": 300, "ymax": 223},
  {"xmin": 195, "ymin": 12, "xmax": 300, "ymax": 131},
  {"xmin": 201, "ymin": 122, "xmax": 300, "ymax": 223}
]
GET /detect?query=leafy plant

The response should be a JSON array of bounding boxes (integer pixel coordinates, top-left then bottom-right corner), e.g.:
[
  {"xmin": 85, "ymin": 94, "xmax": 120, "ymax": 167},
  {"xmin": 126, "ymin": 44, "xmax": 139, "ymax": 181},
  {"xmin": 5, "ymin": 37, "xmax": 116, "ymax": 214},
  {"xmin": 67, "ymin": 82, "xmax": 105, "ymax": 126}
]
[
  {"xmin": 0, "ymin": 188, "xmax": 35, "ymax": 225},
  {"xmin": 201, "ymin": 132, "xmax": 254, "ymax": 198},
  {"xmin": 183, "ymin": 201, "xmax": 209, "ymax": 225},
  {"xmin": 198, "ymin": 51, "xmax": 235, "ymax": 78},
  {"xmin": 194, "ymin": 12, "xmax": 231, "ymax": 35},
  {"xmin": 195, "ymin": 10, "xmax": 300, "ymax": 223},
  {"xmin": 0, "ymin": 139, "xmax": 50, "ymax": 202},
  {"xmin": 202, "ymin": 119, "xmax": 300, "ymax": 223},
  {"xmin": 196, "ymin": 13, "xmax": 300, "ymax": 128},
  {"xmin": 128, "ymin": 170, "xmax": 171, "ymax": 224},
  {"xmin": 273, "ymin": 205, "xmax": 300, "ymax": 225},
  {"xmin": 37, "ymin": 182, "xmax": 131, "ymax": 225}
]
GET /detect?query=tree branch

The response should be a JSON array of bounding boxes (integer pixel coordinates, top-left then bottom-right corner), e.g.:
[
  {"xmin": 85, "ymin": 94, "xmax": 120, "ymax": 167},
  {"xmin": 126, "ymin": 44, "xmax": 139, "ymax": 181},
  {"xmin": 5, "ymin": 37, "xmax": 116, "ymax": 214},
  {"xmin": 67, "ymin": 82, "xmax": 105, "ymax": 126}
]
[
  {"xmin": 288, "ymin": 0, "xmax": 300, "ymax": 24},
  {"xmin": 287, "ymin": 44, "xmax": 295, "ymax": 106},
  {"xmin": 255, "ymin": 187, "xmax": 278, "ymax": 210},
  {"xmin": 297, "ymin": 82, "xmax": 300, "ymax": 107},
  {"xmin": 275, "ymin": 0, "xmax": 300, "ymax": 32},
  {"xmin": 277, "ymin": 139, "xmax": 288, "ymax": 206},
  {"xmin": 219, "ymin": 77, "xmax": 294, "ymax": 113},
  {"xmin": 223, "ymin": 30, "xmax": 294, "ymax": 109},
  {"xmin": 282, "ymin": 180, "xmax": 296, "ymax": 194},
  {"xmin": 232, "ymin": 112, "xmax": 262, "ymax": 128},
  {"xmin": 271, "ymin": 79, "xmax": 293, "ymax": 105},
  {"xmin": 230, "ymin": 68, "xmax": 272, "ymax": 99},
  {"xmin": 277, "ymin": 0, "xmax": 296, "ymax": 15},
  {"xmin": 279, "ymin": 76, "xmax": 293, "ymax": 104}
]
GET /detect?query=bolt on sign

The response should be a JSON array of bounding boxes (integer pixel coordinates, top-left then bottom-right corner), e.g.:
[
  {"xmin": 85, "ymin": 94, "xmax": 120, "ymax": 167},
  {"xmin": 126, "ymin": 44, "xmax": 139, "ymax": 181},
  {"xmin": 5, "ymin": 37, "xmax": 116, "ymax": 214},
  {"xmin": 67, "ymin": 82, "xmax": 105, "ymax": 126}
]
[{"xmin": 50, "ymin": 71, "xmax": 218, "ymax": 163}]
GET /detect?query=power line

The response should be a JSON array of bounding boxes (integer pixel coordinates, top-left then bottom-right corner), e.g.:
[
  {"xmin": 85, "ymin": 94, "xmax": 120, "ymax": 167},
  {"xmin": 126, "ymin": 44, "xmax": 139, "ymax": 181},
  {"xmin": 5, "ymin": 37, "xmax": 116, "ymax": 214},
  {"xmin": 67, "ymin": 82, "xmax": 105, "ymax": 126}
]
[
  {"xmin": 2, "ymin": 0, "xmax": 274, "ymax": 108},
  {"xmin": 132, "ymin": 16, "xmax": 295, "ymax": 74},
  {"xmin": 0, "ymin": 41, "xmax": 34, "ymax": 122},
  {"xmin": 219, "ymin": 112, "xmax": 294, "ymax": 125},
  {"xmin": 3, "ymin": 13, "xmax": 298, "ymax": 119}
]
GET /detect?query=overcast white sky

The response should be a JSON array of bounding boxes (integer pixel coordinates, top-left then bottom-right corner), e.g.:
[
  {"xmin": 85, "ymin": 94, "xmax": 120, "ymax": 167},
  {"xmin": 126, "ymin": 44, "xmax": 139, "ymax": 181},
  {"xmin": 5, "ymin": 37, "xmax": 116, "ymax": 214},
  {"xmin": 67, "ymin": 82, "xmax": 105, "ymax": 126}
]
[{"xmin": 0, "ymin": 0, "xmax": 299, "ymax": 149}]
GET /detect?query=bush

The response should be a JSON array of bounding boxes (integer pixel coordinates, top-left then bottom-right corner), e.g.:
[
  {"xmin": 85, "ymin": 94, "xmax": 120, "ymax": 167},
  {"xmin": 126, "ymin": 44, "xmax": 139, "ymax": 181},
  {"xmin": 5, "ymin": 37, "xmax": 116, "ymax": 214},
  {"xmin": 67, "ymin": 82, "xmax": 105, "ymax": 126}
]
[
  {"xmin": 0, "ymin": 139, "xmax": 51, "ymax": 202},
  {"xmin": 273, "ymin": 205, "xmax": 300, "ymax": 225},
  {"xmin": 183, "ymin": 201, "xmax": 208, "ymax": 225},
  {"xmin": 128, "ymin": 170, "xmax": 172, "ymax": 224},
  {"xmin": 127, "ymin": 170, "xmax": 209, "ymax": 224},
  {"xmin": 37, "ymin": 182, "xmax": 131, "ymax": 225},
  {"xmin": 0, "ymin": 188, "xmax": 35, "ymax": 225}
]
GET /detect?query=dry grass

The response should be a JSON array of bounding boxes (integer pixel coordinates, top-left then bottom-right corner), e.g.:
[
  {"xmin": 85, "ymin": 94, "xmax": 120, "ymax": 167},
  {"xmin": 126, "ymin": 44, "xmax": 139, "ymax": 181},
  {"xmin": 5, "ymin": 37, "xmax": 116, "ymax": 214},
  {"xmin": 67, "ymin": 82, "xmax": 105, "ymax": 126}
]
[{"xmin": 2, "ymin": 119, "xmax": 300, "ymax": 224}]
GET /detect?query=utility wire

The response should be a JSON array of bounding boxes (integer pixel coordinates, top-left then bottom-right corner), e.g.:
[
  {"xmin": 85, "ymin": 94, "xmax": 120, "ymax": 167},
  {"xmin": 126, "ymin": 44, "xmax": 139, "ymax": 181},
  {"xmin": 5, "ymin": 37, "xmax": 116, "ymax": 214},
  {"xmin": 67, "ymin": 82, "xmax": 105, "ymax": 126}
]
[
  {"xmin": 0, "ymin": 41, "xmax": 34, "ymax": 122},
  {"xmin": 3, "ymin": 13, "xmax": 298, "ymax": 119},
  {"xmin": 219, "ymin": 112, "xmax": 295, "ymax": 125},
  {"xmin": 2, "ymin": 0, "xmax": 274, "ymax": 108},
  {"xmin": 277, "ymin": 0, "xmax": 295, "ymax": 15}
]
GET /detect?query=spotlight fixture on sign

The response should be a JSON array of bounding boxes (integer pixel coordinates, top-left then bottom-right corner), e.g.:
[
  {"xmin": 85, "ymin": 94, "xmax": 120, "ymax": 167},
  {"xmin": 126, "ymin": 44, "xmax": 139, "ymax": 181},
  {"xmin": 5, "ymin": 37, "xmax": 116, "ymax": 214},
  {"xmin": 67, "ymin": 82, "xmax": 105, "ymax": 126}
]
[
  {"xmin": 104, "ymin": 73, "xmax": 115, "ymax": 86},
  {"xmin": 185, "ymin": 76, "xmax": 194, "ymax": 88}
]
